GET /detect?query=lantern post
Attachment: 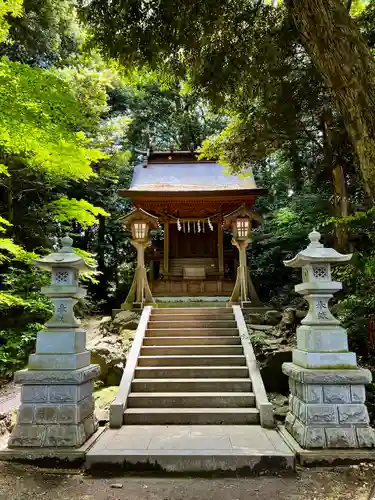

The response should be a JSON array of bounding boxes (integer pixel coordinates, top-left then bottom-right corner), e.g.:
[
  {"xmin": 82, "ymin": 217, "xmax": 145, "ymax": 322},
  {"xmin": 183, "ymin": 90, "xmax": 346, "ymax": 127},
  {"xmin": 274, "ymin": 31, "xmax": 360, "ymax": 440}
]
[
  {"xmin": 282, "ymin": 230, "xmax": 375, "ymax": 449},
  {"xmin": 8, "ymin": 235, "xmax": 100, "ymax": 449},
  {"xmin": 120, "ymin": 208, "xmax": 158, "ymax": 309},
  {"xmin": 224, "ymin": 204, "xmax": 262, "ymax": 307}
]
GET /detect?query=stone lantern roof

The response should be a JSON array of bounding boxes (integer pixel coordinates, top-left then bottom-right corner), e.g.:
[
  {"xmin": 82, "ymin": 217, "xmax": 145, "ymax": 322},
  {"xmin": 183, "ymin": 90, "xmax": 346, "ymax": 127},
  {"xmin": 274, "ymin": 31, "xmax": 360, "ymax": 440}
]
[
  {"xmin": 283, "ymin": 230, "xmax": 352, "ymax": 267},
  {"xmin": 32, "ymin": 235, "xmax": 96, "ymax": 272}
]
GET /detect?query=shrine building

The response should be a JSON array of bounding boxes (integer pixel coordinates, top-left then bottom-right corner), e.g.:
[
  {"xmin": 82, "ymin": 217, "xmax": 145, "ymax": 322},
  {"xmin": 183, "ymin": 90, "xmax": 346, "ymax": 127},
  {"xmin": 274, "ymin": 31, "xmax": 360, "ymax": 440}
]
[{"xmin": 119, "ymin": 150, "xmax": 266, "ymax": 307}]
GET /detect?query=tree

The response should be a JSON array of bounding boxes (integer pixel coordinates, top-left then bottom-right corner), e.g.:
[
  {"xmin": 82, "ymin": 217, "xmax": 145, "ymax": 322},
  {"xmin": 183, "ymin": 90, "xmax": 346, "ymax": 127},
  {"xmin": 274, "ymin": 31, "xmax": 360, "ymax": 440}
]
[
  {"xmin": 0, "ymin": 0, "xmax": 80, "ymax": 66},
  {"xmin": 80, "ymin": 0, "xmax": 375, "ymax": 201},
  {"xmin": 285, "ymin": 0, "xmax": 375, "ymax": 201}
]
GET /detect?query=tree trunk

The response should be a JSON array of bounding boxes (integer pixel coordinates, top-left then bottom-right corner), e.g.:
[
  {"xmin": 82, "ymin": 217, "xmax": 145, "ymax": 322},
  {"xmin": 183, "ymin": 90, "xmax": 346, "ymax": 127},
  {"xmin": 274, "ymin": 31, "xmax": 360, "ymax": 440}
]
[
  {"xmin": 286, "ymin": 0, "xmax": 375, "ymax": 201},
  {"xmin": 332, "ymin": 164, "xmax": 349, "ymax": 250},
  {"xmin": 320, "ymin": 106, "xmax": 349, "ymax": 250}
]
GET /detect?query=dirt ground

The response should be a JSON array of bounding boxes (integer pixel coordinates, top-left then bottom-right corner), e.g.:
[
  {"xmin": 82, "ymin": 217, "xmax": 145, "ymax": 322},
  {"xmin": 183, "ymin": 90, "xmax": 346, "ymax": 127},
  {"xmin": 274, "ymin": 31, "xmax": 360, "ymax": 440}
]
[{"xmin": 0, "ymin": 462, "xmax": 375, "ymax": 500}]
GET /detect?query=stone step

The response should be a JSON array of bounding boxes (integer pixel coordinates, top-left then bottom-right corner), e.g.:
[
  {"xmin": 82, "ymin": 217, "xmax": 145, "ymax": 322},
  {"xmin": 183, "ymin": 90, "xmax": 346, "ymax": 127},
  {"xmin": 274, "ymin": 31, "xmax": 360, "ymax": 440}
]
[
  {"xmin": 86, "ymin": 425, "xmax": 295, "ymax": 473},
  {"xmin": 127, "ymin": 392, "xmax": 255, "ymax": 408},
  {"xmin": 149, "ymin": 314, "xmax": 235, "ymax": 322},
  {"xmin": 143, "ymin": 336, "xmax": 242, "ymax": 346},
  {"xmin": 123, "ymin": 408, "xmax": 260, "ymax": 425},
  {"xmin": 148, "ymin": 320, "xmax": 237, "ymax": 329},
  {"xmin": 131, "ymin": 378, "xmax": 252, "ymax": 393},
  {"xmin": 152, "ymin": 308, "xmax": 232, "ymax": 315},
  {"xmin": 146, "ymin": 328, "xmax": 239, "ymax": 337},
  {"xmin": 134, "ymin": 366, "xmax": 249, "ymax": 379},
  {"xmin": 137, "ymin": 355, "xmax": 247, "ymax": 367},
  {"xmin": 140, "ymin": 345, "xmax": 244, "ymax": 356}
]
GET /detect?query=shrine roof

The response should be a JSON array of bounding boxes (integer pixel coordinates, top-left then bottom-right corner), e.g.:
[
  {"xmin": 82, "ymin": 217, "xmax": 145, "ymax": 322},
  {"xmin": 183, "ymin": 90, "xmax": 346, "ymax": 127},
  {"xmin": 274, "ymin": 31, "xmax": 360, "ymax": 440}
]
[{"xmin": 122, "ymin": 151, "xmax": 261, "ymax": 194}]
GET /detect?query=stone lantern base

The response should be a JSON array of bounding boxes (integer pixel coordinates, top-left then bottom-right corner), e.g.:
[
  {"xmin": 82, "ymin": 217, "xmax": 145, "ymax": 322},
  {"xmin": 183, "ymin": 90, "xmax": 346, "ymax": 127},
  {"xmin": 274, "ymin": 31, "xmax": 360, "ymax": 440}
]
[
  {"xmin": 282, "ymin": 363, "xmax": 375, "ymax": 449},
  {"xmin": 8, "ymin": 365, "xmax": 100, "ymax": 448}
]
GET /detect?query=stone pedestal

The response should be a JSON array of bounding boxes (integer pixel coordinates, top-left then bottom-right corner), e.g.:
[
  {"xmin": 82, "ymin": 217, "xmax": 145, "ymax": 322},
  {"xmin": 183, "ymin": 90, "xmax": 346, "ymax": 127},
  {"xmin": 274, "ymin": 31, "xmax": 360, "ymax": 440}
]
[
  {"xmin": 283, "ymin": 363, "xmax": 374, "ymax": 448},
  {"xmin": 8, "ymin": 236, "xmax": 100, "ymax": 449},
  {"xmin": 9, "ymin": 365, "xmax": 99, "ymax": 448},
  {"xmin": 282, "ymin": 230, "xmax": 375, "ymax": 449}
]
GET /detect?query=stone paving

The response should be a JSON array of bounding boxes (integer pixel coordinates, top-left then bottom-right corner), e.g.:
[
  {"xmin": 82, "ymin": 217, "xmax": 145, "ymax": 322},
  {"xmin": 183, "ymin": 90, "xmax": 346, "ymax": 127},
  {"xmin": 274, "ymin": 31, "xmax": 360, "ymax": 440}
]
[{"xmin": 86, "ymin": 425, "xmax": 295, "ymax": 472}]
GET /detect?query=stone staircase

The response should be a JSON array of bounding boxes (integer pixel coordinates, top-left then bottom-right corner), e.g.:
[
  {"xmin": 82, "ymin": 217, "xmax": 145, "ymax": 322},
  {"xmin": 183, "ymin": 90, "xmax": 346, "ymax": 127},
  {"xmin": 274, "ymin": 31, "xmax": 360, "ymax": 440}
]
[
  {"xmin": 87, "ymin": 306, "xmax": 296, "ymax": 474},
  {"xmin": 123, "ymin": 307, "xmax": 260, "ymax": 425}
]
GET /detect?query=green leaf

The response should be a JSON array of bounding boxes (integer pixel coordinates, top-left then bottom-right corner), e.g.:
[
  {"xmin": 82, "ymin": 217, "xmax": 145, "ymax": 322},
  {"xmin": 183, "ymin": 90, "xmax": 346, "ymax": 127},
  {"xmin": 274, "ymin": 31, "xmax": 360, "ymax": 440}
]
[{"xmin": 50, "ymin": 196, "xmax": 110, "ymax": 228}]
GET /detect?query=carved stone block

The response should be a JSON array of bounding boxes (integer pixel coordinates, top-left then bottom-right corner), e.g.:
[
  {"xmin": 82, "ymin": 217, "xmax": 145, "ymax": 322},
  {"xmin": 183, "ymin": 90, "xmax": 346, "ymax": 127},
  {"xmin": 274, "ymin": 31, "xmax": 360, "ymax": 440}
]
[
  {"xmin": 323, "ymin": 385, "xmax": 351, "ymax": 404},
  {"xmin": 356, "ymin": 427, "xmax": 375, "ymax": 448},
  {"xmin": 350, "ymin": 385, "xmax": 366, "ymax": 403},
  {"xmin": 305, "ymin": 427, "xmax": 326, "ymax": 448},
  {"xmin": 338, "ymin": 404, "xmax": 369, "ymax": 424},
  {"xmin": 325, "ymin": 428, "xmax": 357, "ymax": 448},
  {"xmin": 306, "ymin": 404, "xmax": 338, "ymax": 425}
]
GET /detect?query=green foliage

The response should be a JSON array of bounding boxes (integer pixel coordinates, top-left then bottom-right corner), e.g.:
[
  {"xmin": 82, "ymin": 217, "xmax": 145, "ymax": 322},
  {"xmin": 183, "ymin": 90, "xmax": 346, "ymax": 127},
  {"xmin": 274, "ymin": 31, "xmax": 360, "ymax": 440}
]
[
  {"xmin": 0, "ymin": 238, "xmax": 36, "ymax": 262},
  {"xmin": 51, "ymin": 197, "xmax": 110, "ymax": 229},
  {"xmin": 0, "ymin": 58, "xmax": 106, "ymax": 181},
  {"xmin": 1, "ymin": 0, "xmax": 81, "ymax": 65},
  {"xmin": 0, "ymin": 0, "xmax": 23, "ymax": 44},
  {"xmin": 351, "ymin": 0, "xmax": 370, "ymax": 16},
  {"xmin": 0, "ymin": 265, "xmax": 53, "ymax": 378}
]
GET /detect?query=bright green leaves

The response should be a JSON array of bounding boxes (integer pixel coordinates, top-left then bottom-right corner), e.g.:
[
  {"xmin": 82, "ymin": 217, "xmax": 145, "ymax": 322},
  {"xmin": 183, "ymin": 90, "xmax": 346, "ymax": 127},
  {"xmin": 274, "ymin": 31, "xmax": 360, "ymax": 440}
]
[
  {"xmin": 50, "ymin": 196, "xmax": 110, "ymax": 229},
  {"xmin": 350, "ymin": 0, "xmax": 370, "ymax": 17},
  {"xmin": 0, "ymin": 58, "xmax": 107, "ymax": 182},
  {"xmin": 0, "ymin": 238, "xmax": 36, "ymax": 262},
  {"xmin": 0, "ymin": 0, "xmax": 23, "ymax": 43}
]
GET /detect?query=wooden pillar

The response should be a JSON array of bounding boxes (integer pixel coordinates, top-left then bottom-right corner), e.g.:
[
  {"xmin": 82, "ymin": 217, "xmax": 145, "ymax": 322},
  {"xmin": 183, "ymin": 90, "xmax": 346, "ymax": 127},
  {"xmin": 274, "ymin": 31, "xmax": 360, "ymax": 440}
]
[
  {"xmin": 218, "ymin": 220, "xmax": 224, "ymax": 276},
  {"xmin": 123, "ymin": 240, "xmax": 155, "ymax": 308},
  {"xmin": 228, "ymin": 239, "xmax": 250, "ymax": 305},
  {"xmin": 164, "ymin": 220, "xmax": 169, "ymax": 276}
]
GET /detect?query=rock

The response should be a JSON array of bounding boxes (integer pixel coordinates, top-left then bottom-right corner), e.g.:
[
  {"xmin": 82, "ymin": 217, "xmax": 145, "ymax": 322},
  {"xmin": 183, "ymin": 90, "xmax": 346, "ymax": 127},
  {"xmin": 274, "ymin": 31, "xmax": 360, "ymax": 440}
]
[
  {"xmin": 279, "ymin": 308, "xmax": 297, "ymax": 329},
  {"xmin": 0, "ymin": 411, "xmax": 7, "ymax": 421},
  {"xmin": 270, "ymin": 393, "xmax": 289, "ymax": 407},
  {"xmin": 269, "ymin": 393, "xmax": 290, "ymax": 422},
  {"xmin": 296, "ymin": 309, "xmax": 307, "ymax": 320},
  {"xmin": 106, "ymin": 363, "xmax": 124, "ymax": 386},
  {"xmin": 90, "ymin": 335, "xmax": 127, "ymax": 384},
  {"xmin": 0, "ymin": 420, "xmax": 7, "ymax": 435},
  {"xmin": 248, "ymin": 324, "xmax": 273, "ymax": 332},
  {"xmin": 244, "ymin": 312, "xmax": 265, "ymax": 325},
  {"xmin": 99, "ymin": 316, "xmax": 112, "ymax": 335},
  {"xmin": 110, "ymin": 483, "xmax": 123, "ymax": 489},
  {"xmin": 112, "ymin": 310, "xmax": 140, "ymax": 331},
  {"xmin": 265, "ymin": 310, "xmax": 282, "ymax": 325}
]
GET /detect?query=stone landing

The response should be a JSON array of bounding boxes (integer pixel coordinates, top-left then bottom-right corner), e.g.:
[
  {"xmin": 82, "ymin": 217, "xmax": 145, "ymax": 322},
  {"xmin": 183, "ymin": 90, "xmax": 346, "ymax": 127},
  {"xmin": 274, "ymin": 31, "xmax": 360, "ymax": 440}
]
[{"xmin": 85, "ymin": 425, "xmax": 295, "ymax": 474}]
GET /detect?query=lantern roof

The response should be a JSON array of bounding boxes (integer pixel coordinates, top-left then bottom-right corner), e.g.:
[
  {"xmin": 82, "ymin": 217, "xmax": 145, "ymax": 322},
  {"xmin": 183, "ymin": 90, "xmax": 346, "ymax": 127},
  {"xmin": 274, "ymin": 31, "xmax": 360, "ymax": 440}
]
[
  {"xmin": 120, "ymin": 207, "xmax": 159, "ymax": 230},
  {"xmin": 223, "ymin": 204, "xmax": 262, "ymax": 228},
  {"xmin": 33, "ymin": 235, "xmax": 96, "ymax": 272},
  {"xmin": 283, "ymin": 230, "xmax": 352, "ymax": 268}
]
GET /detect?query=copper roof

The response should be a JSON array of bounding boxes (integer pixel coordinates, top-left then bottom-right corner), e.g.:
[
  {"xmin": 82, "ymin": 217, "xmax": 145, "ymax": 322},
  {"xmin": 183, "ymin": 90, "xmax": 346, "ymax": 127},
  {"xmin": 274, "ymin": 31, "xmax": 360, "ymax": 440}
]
[{"xmin": 127, "ymin": 152, "xmax": 259, "ymax": 192}]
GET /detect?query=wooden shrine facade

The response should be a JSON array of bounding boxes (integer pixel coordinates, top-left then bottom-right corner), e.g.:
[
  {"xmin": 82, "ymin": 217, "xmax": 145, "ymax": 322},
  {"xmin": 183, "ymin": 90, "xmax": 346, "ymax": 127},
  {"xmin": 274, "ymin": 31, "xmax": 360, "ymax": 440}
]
[{"xmin": 120, "ymin": 150, "xmax": 266, "ymax": 300}]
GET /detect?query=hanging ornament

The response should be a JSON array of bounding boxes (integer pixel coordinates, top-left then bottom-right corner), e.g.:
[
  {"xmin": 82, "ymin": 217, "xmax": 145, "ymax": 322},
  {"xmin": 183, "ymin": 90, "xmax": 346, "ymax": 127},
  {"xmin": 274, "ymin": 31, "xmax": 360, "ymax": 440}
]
[
  {"xmin": 198, "ymin": 220, "xmax": 201, "ymax": 233},
  {"xmin": 188, "ymin": 221, "xmax": 190, "ymax": 233},
  {"xmin": 177, "ymin": 218, "xmax": 181, "ymax": 231},
  {"xmin": 183, "ymin": 220, "xmax": 186, "ymax": 233},
  {"xmin": 208, "ymin": 218, "xmax": 213, "ymax": 231},
  {"xmin": 202, "ymin": 221, "xmax": 205, "ymax": 233},
  {"xmin": 194, "ymin": 221, "xmax": 196, "ymax": 233}
]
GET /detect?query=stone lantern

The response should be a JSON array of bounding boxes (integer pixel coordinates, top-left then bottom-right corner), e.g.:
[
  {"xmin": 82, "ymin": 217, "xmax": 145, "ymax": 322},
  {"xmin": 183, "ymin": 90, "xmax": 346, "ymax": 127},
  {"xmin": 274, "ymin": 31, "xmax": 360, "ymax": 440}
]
[
  {"xmin": 282, "ymin": 230, "xmax": 375, "ymax": 449},
  {"xmin": 120, "ymin": 208, "xmax": 159, "ymax": 309},
  {"xmin": 224, "ymin": 204, "xmax": 262, "ymax": 306},
  {"xmin": 8, "ymin": 235, "xmax": 100, "ymax": 449}
]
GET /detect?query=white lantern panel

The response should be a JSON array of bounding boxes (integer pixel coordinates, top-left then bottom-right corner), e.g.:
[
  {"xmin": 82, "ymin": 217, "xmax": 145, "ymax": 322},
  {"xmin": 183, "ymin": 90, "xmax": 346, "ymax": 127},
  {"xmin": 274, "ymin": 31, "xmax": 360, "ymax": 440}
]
[
  {"xmin": 134, "ymin": 222, "xmax": 147, "ymax": 239},
  {"xmin": 312, "ymin": 264, "xmax": 330, "ymax": 281},
  {"xmin": 52, "ymin": 268, "xmax": 75, "ymax": 285},
  {"xmin": 236, "ymin": 218, "xmax": 249, "ymax": 238}
]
